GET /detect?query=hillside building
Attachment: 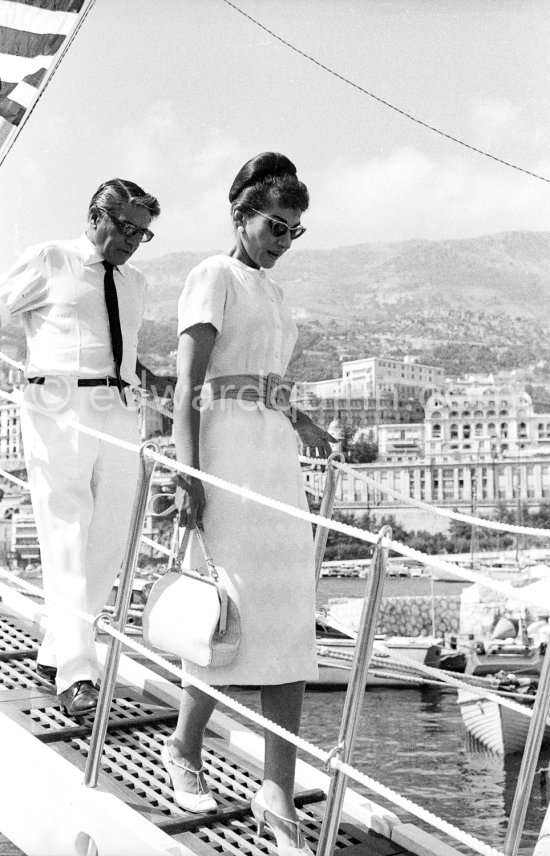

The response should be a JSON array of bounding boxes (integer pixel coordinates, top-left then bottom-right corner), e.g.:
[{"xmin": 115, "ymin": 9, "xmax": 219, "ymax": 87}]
[
  {"xmin": 293, "ymin": 356, "xmax": 440, "ymax": 432},
  {"xmin": 303, "ymin": 453, "xmax": 550, "ymax": 533}
]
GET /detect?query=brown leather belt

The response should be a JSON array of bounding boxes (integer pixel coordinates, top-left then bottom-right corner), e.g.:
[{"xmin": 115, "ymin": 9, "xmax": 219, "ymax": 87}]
[
  {"xmin": 28, "ymin": 377, "xmax": 129, "ymax": 388},
  {"xmin": 207, "ymin": 373, "xmax": 294, "ymax": 412}
]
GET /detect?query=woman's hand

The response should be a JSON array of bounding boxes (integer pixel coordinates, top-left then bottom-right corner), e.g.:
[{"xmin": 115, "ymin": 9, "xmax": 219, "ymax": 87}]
[
  {"xmin": 175, "ymin": 474, "xmax": 206, "ymax": 529},
  {"xmin": 293, "ymin": 410, "xmax": 335, "ymax": 460}
]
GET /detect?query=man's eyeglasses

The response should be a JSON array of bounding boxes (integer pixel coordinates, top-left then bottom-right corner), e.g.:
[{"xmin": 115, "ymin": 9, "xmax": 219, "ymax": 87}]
[
  {"xmin": 100, "ymin": 209, "xmax": 154, "ymax": 243},
  {"xmin": 250, "ymin": 208, "xmax": 306, "ymax": 240}
]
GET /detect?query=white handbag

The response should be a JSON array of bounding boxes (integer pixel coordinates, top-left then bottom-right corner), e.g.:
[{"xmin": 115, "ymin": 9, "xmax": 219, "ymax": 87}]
[{"xmin": 142, "ymin": 525, "xmax": 241, "ymax": 667}]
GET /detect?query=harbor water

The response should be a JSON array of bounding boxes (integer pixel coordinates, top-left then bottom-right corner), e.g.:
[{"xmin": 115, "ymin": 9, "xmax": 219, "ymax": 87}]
[
  {"xmin": 229, "ymin": 683, "xmax": 550, "ymax": 856},
  {"xmin": 228, "ymin": 575, "xmax": 550, "ymax": 855}
]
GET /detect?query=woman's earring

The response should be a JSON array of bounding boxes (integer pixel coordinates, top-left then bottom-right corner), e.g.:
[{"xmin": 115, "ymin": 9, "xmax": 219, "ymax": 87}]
[{"xmin": 237, "ymin": 225, "xmax": 245, "ymax": 234}]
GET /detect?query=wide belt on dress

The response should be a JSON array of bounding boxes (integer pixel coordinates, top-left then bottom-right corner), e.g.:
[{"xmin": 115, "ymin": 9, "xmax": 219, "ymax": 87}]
[
  {"xmin": 207, "ymin": 373, "xmax": 294, "ymax": 414},
  {"xmin": 27, "ymin": 376, "xmax": 129, "ymax": 388}
]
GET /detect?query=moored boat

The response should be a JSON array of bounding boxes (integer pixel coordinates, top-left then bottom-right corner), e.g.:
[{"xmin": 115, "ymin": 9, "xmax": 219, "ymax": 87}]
[
  {"xmin": 314, "ymin": 610, "xmax": 442, "ymax": 687},
  {"xmin": 465, "ymin": 641, "xmax": 545, "ymax": 677},
  {"xmin": 457, "ymin": 677, "xmax": 548, "ymax": 754}
]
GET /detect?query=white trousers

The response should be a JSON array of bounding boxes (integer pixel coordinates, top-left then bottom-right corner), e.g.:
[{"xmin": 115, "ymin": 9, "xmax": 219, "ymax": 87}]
[{"xmin": 20, "ymin": 379, "xmax": 140, "ymax": 692}]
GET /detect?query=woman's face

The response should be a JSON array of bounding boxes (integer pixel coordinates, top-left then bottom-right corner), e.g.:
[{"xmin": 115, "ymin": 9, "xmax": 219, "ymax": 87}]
[{"xmin": 237, "ymin": 194, "xmax": 303, "ymax": 270}]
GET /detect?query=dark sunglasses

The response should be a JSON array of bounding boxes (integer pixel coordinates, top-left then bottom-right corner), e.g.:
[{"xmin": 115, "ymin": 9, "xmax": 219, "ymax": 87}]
[
  {"xmin": 99, "ymin": 209, "xmax": 154, "ymax": 243},
  {"xmin": 250, "ymin": 208, "xmax": 306, "ymax": 240}
]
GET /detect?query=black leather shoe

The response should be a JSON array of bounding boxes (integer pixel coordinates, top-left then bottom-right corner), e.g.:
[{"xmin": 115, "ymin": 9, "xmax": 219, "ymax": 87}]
[
  {"xmin": 58, "ymin": 680, "xmax": 99, "ymax": 716},
  {"xmin": 36, "ymin": 663, "xmax": 57, "ymax": 684}
]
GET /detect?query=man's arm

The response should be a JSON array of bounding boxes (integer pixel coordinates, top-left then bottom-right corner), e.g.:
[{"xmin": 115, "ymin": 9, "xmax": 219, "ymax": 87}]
[{"xmin": 0, "ymin": 245, "xmax": 49, "ymax": 328}]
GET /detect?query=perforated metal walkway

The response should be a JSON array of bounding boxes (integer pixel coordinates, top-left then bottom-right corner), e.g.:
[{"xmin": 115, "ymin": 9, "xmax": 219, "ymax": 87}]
[{"xmin": 0, "ymin": 601, "xmax": 414, "ymax": 855}]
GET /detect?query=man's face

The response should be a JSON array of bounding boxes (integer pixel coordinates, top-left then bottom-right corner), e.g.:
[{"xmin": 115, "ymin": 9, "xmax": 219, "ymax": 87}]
[{"xmin": 87, "ymin": 202, "xmax": 152, "ymax": 266}]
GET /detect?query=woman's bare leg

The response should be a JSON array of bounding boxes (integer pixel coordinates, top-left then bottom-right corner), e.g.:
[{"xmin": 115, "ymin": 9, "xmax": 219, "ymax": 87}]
[
  {"xmin": 259, "ymin": 681, "xmax": 306, "ymax": 846},
  {"xmin": 167, "ymin": 684, "xmax": 219, "ymax": 791}
]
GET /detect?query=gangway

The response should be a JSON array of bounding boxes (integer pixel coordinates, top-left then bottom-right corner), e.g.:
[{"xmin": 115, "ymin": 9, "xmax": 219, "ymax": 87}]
[{"xmin": 0, "ymin": 580, "xmax": 438, "ymax": 856}]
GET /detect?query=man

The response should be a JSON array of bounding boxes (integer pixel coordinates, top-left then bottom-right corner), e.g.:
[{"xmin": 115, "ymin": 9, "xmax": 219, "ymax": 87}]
[{"xmin": 0, "ymin": 179, "xmax": 160, "ymax": 715}]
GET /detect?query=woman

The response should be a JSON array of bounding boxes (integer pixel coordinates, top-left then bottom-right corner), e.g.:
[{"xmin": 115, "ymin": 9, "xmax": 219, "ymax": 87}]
[{"xmin": 165, "ymin": 152, "xmax": 333, "ymax": 855}]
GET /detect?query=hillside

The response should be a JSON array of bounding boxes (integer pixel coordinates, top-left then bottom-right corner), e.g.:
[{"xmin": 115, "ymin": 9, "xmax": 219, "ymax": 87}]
[
  {"xmin": 3, "ymin": 232, "xmax": 547, "ymax": 387},
  {"xmin": 136, "ymin": 230, "xmax": 550, "ymax": 325}
]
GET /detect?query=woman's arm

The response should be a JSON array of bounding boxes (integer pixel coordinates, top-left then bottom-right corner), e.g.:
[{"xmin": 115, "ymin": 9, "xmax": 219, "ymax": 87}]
[{"xmin": 173, "ymin": 323, "xmax": 217, "ymax": 528}]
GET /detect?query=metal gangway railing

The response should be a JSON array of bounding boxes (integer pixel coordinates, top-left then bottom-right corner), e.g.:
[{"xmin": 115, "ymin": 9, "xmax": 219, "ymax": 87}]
[
  {"xmin": 1, "ymin": 367, "xmax": 550, "ymax": 853},
  {"xmin": 0, "ymin": 442, "xmax": 503, "ymax": 856}
]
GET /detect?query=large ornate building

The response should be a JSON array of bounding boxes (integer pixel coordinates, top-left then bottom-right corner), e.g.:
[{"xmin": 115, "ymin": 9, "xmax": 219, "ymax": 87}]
[
  {"xmin": 305, "ymin": 376, "xmax": 550, "ymax": 530},
  {"xmin": 378, "ymin": 377, "xmax": 549, "ymax": 464}
]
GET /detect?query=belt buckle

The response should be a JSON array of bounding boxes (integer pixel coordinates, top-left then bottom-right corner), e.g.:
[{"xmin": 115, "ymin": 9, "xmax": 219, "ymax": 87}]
[{"xmin": 265, "ymin": 373, "xmax": 293, "ymax": 412}]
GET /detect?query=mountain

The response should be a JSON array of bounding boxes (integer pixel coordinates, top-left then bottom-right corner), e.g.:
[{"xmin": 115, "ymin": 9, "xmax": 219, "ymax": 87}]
[{"xmin": 136, "ymin": 230, "xmax": 550, "ymax": 325}]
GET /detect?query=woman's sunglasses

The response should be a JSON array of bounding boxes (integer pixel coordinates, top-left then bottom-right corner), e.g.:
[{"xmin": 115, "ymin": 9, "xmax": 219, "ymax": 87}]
[{"xmin": 250, "ymin": 208, "xmax": 306, "ymax": 240}]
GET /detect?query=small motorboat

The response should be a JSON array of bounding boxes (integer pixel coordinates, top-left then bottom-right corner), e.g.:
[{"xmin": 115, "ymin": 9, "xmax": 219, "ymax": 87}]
[
  {"xmin": 457, "ymin": 674, "xmax": 548, "ymax": 754},
  {"xmin": 313, "ymin": 609, "xmax": 441, "ymax": 688},
  {"xmin": 465, "ymin": 615, "xmax": 547, "ymax": 677}
]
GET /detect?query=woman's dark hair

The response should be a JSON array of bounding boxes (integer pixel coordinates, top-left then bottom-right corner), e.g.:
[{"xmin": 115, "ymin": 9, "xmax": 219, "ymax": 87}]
[{"xmin": 229, "ymin": 152, "xmax": 309, "ymax": 213}]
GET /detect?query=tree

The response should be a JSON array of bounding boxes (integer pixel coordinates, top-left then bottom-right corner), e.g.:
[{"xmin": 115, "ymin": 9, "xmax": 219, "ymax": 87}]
[{"xmin": 346, "ymin": 441, "xmax": 378, "ymax": 464}]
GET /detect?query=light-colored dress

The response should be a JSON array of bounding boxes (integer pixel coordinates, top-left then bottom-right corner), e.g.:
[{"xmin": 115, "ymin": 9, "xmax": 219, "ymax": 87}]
[{"xmin": 177, "ymin": 254, "xmax": 319, "ymax": 685}]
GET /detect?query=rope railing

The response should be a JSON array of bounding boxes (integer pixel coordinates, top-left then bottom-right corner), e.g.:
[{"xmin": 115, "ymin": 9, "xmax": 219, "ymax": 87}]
[
  {"xmin": 2, "ymin": 456, "xmax": 533, "ymax": 716},
  {"xmin": 2, "ymin": 385, "xmax": 543, "ymax": 731},
  {"xmin": 0, "ymin": 564, "xmax": 505, "ymax": 856},
  {"xmin": 319, "ymin": 632, "xmax": 542, "ymax": 717},
  {"xmin": 0, "ymin": 359, "xmax": 542, "ymax": 854},
  {"xmin": 5, "ymin": 444, "xmax": 532, "ymax": 718}
]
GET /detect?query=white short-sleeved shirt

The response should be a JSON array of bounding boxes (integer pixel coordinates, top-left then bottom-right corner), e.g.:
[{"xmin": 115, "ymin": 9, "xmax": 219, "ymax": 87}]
[
  {"xmin": 0, "ymin": 233, "xmax": 147, "ymax": 384},
  {"xmin": 177, "ymin": 254, "xmax": 297, "ymax": 380}
]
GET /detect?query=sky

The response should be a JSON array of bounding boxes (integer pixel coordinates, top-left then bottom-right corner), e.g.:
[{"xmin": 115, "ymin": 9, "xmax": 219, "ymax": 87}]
[{"xmin": 0, "ymin": 0, "xmax": 548, "ymax": 270}]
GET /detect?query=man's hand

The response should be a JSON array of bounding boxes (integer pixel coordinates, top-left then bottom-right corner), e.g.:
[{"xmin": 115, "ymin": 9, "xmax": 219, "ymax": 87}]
[{"xmin": 174, "ymin": 474, "xmax": 206, "ymax": 529}]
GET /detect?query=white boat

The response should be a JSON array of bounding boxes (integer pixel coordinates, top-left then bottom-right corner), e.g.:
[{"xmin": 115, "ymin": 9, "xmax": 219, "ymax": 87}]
[
  {"xmin": 457, "ymin": 683, "xmax": 550, "ymax": 754},
  {"xmin": 314, "ymin": 610, "xmax": 442, "ymax": 687}
]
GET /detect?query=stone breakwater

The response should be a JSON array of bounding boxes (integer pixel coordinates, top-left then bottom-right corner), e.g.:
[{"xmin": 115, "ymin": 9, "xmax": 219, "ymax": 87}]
[{"xmin": 328, "ymin": 594, "xmax": 462, "ymax": 638}]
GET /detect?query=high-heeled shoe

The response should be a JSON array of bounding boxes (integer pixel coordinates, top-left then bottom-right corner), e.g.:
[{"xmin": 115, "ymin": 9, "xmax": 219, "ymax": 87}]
[
  {"xmin": 161, "ymin": 739, "xmax": 217, "ymax": 813},
  {"xmin": 250, "ymin": 787, "xmax": 313, "ymax": 856}
]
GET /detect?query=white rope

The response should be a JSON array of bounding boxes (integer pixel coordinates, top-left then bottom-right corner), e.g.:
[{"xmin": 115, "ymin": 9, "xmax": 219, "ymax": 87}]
[
  {"xmin": 1, "ymin": 451, "xmax": 538, "ymax": 717},
  {"xmin": 358, "ymin": 645, "xmax": 541, "ymax": 719},
  {"xmin": 0, "ymin": 468, "xmax": 29, "ymax": 490},
  {"xmin": 4, "ymin": 448, "xmax": 529, "ymax": 711},
  {"xmin": 0, "ymin": 352, "xmax": 26, "ymax": 371},
  {"xmin": 140, "ymin": 535, "xmax": 171, "ymax": 557},
  {"xmin": 147, "ymin": 447, "xmax": 547, "ymax": 609},
  {"xmin": 299, "ymin": 452, "xmax": 550, "ymax": 538}
]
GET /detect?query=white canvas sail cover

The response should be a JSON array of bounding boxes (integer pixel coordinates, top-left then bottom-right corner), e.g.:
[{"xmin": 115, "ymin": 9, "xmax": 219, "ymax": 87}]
[{"xmin": 0, "ymin": 0, "xmax": 89, "ymax": 151}]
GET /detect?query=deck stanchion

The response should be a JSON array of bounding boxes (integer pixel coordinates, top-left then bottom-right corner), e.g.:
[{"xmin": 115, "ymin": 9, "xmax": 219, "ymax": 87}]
[
  {"xmin": 314, "ymin": 452, "xmax": 345, "ymax": 584},
  {"xmin": 316, "ymin": 524, "xmax": 391, "ymax": 856},
  {"xmin": 84, "ymin": 442, "xmax": 158, "ymax": 788},
  {"xmin": 505, "ymin": 640, "xmax": 550, "ymax": 855}
]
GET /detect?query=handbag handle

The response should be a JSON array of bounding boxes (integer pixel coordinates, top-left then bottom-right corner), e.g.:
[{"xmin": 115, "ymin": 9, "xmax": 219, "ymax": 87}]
[{"xmin": 170, "ymin": 520, "xmax": 219, "ymax": 581}]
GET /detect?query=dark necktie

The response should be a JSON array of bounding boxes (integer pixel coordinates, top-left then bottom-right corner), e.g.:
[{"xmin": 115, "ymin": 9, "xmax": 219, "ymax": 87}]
[{"xmin": 102, "ymin": 261, "xmax": 124, "ymax": 399}]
